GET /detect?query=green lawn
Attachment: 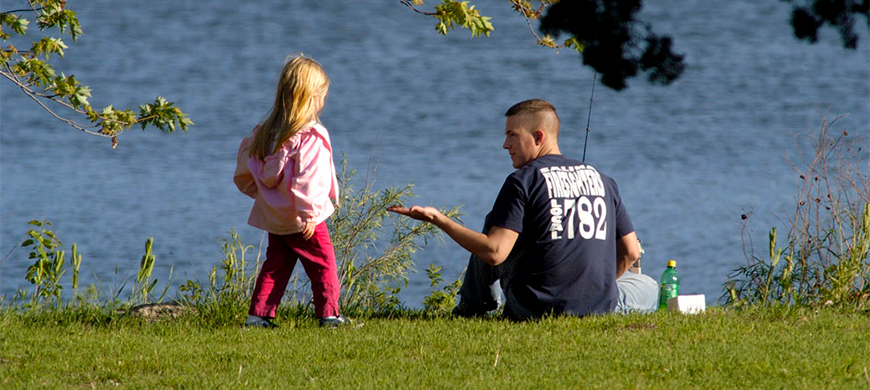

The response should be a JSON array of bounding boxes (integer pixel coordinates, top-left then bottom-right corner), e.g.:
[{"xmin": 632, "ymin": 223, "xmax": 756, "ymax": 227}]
[{"xmin": 1, "ymin": 307, "xmax": 868, "ymax": 389}]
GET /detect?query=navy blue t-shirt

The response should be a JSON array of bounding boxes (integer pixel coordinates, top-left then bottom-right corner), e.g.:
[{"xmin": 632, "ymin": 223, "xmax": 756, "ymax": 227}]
[{"xmin": 486, "ymin": 154, "xmax": 634, "ymax": 317}]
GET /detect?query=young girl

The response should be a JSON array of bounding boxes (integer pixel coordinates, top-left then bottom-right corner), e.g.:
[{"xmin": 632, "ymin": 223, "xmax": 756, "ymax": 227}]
[{"xmin": 233, "ymin": 55, "xmax": 351, "ymax": 328}]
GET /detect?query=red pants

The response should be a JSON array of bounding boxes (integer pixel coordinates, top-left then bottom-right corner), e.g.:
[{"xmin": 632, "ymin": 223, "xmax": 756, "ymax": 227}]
[{"xmin": 248, "ymin": 222, "xmax": 340, "ymax": 319}]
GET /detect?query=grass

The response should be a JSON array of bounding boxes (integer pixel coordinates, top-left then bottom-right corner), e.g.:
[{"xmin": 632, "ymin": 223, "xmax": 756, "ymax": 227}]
[
  {"xmin": 1, "ymin": 307, "xmax": 868, "ymax": 388},
  {"xmin": 2, "ymin": 118, "xmax": 866, "ymax": 388}
]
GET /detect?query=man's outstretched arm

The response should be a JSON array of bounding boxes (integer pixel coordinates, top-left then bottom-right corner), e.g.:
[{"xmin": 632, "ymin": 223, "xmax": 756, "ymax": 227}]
[{"xmin": 387, "ymin": 205, "xmax": 518, "ymax": 266}]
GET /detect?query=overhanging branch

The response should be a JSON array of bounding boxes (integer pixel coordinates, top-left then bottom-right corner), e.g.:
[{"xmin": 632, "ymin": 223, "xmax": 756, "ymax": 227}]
[{"xmin": 1, "ymin": 65, "xmax": 108, "ymax": 137}]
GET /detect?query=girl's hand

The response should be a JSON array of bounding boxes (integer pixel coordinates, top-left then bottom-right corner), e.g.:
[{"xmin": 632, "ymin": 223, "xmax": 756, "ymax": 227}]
[{"xmin": 302, "ymin": 221, "xmax": 317, "ymax": 240}]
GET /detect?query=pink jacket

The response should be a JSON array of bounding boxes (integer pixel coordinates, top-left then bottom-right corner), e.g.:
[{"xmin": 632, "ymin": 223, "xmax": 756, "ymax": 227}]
[{"xmin": 234, "ymin": 122, "xmax": 339, "ymax": 235}]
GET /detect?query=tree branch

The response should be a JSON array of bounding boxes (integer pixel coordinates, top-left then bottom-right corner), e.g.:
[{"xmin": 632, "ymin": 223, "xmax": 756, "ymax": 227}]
[
  {"xmin": 1, "ymin": 7, "xmax": 43, "ymax": 15},
  {"xmin": 1, "ymin": 65, "xmax": 87, "ymax": 114},
  {"xmin": 524, "ymin": 15, "xmax": 541, "ymax": 40},
  {"xmin": 400, "ymin": 0, "xmax": 436, "ymax": 16},
  {"xmin": 2, "ymin": 64, "xmax": 151, "ymax": 131},
  {"xmin": 519, "ymin": 3, "xmax": 574, "ymax": 52},
  {"xmin": 21, "ymin": 90, "xmax": 107, "ymax": 136},
  {"xmin": 1, "ymin": 65, "xmax": 108, "ymax": 137}
]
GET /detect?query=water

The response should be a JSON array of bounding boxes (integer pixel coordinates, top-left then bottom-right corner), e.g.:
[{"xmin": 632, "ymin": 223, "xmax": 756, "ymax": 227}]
[{"xmin": 1, "ymin": 0, "xmax": 868, "ymax": 307}]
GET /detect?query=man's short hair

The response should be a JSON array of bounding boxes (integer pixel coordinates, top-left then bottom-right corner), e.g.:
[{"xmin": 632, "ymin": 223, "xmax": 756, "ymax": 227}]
[{"xmin": 505, "ymin": 99, "xmax": 558, "ymax": 119}]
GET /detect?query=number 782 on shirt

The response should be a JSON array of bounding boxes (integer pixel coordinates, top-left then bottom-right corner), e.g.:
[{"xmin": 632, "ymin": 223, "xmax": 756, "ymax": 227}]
[{"xmin": 548, "ymin": 196, "xmax": 607, "ymax": 241}]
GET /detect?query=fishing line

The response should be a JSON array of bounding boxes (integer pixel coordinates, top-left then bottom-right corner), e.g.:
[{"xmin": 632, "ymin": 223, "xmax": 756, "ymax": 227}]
[{"xmin": 581, "ymin": 73, "xmax": 597, "ymax": 164}]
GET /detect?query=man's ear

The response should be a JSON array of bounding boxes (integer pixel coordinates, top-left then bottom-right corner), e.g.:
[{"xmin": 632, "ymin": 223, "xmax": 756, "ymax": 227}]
[{"xmin": 534, "ymin": 130, "xmax": 544, "ymax": 145}]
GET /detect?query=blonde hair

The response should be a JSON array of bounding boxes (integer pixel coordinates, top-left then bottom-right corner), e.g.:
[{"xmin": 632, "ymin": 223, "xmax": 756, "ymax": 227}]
[{"xmin": 252, "ymin": 55, "xmax": 330, "ymax": 159}]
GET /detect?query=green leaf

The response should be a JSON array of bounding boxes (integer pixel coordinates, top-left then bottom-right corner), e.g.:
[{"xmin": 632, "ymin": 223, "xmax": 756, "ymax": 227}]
[
  {"xmin": 17, "ymin": 58, "xmax": 57, "ymax": 88},
  {"xmin": 31, "ymin": 37, "xmax": 68, "ymax": 59},
  {"xmin": 436, "ymin": 21, "xmax": 449, "ymax": 35},
  {"xmin": 70, "ymin": 83, "xmax": 92, "ymax": 108},
  {"xmin": 563, "ymin": 37, "xmax": 584, "ymax": 54},
  {"xmin": 100, "ymin": 105, "xmax": 116, "ymax": 116},
  {"xmin": 433, "ymin": 1, "xmax": 493, "ymax": 38},
  {"xmin": 136, "ymin": 96, "xmax": 192, "ymax": 133},
  {"xmin": 54, "ymin": 251, "xmax": 65, "ymax": 274},
  {"xmin": 85, "ymin": 106, "xmax": 99, "ymax": 122},
  {"xmin": 37, "ymin": 5, "xmax": 83, "ymax": 41},
  {"xmin": 49, "ymin": 74, "xmax": 93, "ymax": 108},
  {"xmin": 1, "ymin": 13, "xmax": 30, "ymax": 35}
]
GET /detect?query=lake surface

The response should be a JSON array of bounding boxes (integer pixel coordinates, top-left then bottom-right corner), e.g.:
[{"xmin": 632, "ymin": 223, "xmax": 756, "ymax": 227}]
[{"xmin": 1, "ymin": 0, "xmax": 868, "ymax": 307}]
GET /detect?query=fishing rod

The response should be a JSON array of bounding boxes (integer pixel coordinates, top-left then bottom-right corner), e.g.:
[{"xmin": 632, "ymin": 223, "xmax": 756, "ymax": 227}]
[{"xmin": 581, "ymin": 73, "xmax": 597, "ymax": 164}]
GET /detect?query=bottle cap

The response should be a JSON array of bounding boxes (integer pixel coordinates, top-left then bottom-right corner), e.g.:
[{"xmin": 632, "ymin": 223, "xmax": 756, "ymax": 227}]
[{"xmin": 667, "ymin": 260, "xmax": 676, "ymax": 268}]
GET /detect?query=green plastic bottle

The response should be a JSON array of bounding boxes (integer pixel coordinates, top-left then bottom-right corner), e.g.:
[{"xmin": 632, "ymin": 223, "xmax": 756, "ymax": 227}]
[{"xmin": 658, "ymin": 260, "xmax": 680, "ymax": 310}]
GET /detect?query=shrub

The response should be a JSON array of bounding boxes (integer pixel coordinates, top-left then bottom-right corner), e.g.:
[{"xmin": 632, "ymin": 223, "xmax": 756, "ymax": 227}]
[
  {"xmin": 725, "ymin": 116, "xmax": 870, "ymax": 311},
  {"xmin": 329, "ymin": 159, "xmax": 459, "ymax": 315}
]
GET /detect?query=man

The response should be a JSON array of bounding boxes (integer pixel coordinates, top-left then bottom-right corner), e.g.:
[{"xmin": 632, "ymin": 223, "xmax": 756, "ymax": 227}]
[{"xmin": 388, "ymin": 99, "xmax": 658, "ymax": 320}]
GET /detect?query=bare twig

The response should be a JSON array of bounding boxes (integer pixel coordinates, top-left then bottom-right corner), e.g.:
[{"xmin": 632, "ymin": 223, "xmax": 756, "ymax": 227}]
[
  {"xmin": 524, "ymin": 16, "xmax": 541, "ymax": 41},
  {"xmin": 0, "ymin": 232, "xmax": 26, "ymax": 269}
]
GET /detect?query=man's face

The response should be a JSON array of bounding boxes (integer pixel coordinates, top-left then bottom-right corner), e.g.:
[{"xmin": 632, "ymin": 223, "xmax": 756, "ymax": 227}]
[{"xmin": 503, "ymin": 114, "xmax": 538, "ymax": 169}]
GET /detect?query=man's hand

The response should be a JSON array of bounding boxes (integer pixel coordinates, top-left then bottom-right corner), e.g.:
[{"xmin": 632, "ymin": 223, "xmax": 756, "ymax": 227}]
[
  {"xmin": 301, "ymin": 221, "xmax": 317, "ymax": 240},
  {"xmin": 387, "ymin": 204, "xmax": 518, "ymax": 266},
  {"xmin": 386, "ymin": 205, "xmax": 442, "ymax": 223}
]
